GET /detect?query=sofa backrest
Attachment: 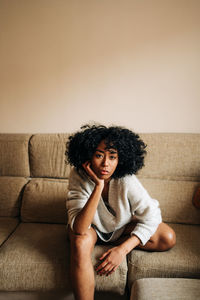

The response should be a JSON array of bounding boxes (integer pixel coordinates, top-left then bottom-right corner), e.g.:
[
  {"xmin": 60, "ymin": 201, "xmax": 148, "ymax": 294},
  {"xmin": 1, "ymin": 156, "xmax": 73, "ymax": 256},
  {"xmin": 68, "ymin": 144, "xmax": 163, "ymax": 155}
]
[
  {"xmin": 23, "ymin": 134, "xmax": 70, "ymax": 224},
  {"xmin": 139, "ymin": 133, "xmax": 200, "ymax": 181},
  {"xmin": 29, "ymin": 134, "xmax": 71, "ymax": 179},
  {"xmin": 0, "ymin": 133, "xmax": 199, "ymax": 225},
  {"xmin": 0, "ymin": 134, "xmax": 30, "ymax": 177},
  {"xmin": 0, "ymin": 134, "xmax": 30, "ymax": 218},
  {"xmin": 138, "ymin": 133, "xmax": 200, "ymax": 225}
]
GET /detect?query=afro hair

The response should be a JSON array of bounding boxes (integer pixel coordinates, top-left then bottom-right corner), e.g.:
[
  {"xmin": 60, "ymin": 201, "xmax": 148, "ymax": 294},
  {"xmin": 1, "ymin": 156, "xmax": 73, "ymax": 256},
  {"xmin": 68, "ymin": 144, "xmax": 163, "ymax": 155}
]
[{"xmin": 65, "ymin": 124, "xmax": 146, "ymax": 179}]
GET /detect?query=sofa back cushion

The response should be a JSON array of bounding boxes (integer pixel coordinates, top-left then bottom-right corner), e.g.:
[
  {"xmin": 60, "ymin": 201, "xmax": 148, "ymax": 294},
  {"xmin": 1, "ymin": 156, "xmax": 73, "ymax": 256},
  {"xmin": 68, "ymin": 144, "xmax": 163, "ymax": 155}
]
[
  {"xmin": 139, "ymin": 178, "xmax": 200, "ymax": 225},
  {"xmin": 139, "ymin": 133, "xmax": 200, "ymax": 180},
  {"xmin": 29, "ymin": 134, "xmax": 71, "ymax": 179},
  {"xmin": 0, "ymin": 134, "xmax": 30, "ymax": 177},
  {"xmin": 138, "ymin": 133, "xmax": 200, "ymax": 225},
  {"xmin": 21, "ymin": 179, "xmax": 68, "ymax": 224},
  {"xmin": 0, "ymin": 177, "xmax": 28, "ymax": 217}
]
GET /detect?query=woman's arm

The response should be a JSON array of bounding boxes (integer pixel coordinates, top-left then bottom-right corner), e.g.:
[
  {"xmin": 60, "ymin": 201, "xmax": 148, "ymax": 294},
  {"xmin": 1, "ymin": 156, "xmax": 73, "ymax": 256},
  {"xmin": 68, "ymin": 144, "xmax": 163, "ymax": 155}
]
[
  {"xmin": 73, "ymin": 162, "xmax": 104, "ymax": 235},
  {"xmin": 128, "ymin": 176, "xmax": 162, "ymax": 246}
]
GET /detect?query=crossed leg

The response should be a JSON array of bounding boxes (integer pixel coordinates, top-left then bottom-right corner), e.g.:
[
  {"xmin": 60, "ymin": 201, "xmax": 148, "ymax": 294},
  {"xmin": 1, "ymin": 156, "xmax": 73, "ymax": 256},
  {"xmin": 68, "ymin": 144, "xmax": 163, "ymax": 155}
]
[
  {"xmin": 139, "ymin": 222, "xmax": 176, "ymax": 251},
  {"xmin": 113, "ymin": 222, "xmax": 176, "ymax": 251}
]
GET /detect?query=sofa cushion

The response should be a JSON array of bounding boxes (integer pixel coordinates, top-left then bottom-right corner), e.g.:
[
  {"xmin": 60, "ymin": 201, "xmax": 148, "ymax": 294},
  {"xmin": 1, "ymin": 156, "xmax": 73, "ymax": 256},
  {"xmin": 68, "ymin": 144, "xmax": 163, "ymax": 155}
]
[
  {"xmin": 0, "ymin": 177, "xmax": 28, "ymax": 217},
  {"xmin": 130, "ymin": 278, "xmax": 200, "ymax": 300},
  {"xmin": 0, "ymin": 217, "xmax": 19, "ymax": 246},
  {"xmin": 0, "ymin": 223, "xmax": 70, "ymax": 291},
  {"xmin": 127, "ymin": 223, "xmax": 200, "ymax": 287},
  {"xmin": 0, "ymin": 291, "xmax": 75, "ymax": 300},
  {"xmin": 92, "ymin": 245, "xmax": 127, "ymax": 295},
  {"xmin": 139, "ymin": 178, "xmax": 200, "ymax": 224},
  {"xmin": 0, "ymin": 134, "xmax": 30, "ymax": 177},
  {"xmin": 21, "ymin": 179, "xmax": 68, "ymax": 224},
  {"xmin": 29, "ymin": 134, "xmax": 71, "ymax": 179},
  {"xmin": 0, "ymin": 223, "xmax": 127, "ymax": 295},
  {"xmin": 139, "ymin": 133, "xmax": 200, "ymax": 181}
]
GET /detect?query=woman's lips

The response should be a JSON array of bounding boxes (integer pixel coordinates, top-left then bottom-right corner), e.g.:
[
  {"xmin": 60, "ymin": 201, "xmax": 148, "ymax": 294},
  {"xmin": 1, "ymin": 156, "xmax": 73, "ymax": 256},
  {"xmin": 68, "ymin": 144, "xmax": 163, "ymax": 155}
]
[{"xmin": 100, "ymin": 170, "xmax": 109, "ymax": 175}]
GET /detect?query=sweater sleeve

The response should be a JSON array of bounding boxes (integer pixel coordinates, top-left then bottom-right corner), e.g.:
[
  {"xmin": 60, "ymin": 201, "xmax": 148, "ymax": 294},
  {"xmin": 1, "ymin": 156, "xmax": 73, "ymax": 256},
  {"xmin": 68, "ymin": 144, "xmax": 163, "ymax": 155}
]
[
  {"xmin": 127, "ymin": 175, "xmax": 162, "ymax": 246},
  {"xmin": 66, "ymin": 168, "xmax": 92, "ymax": 230}
]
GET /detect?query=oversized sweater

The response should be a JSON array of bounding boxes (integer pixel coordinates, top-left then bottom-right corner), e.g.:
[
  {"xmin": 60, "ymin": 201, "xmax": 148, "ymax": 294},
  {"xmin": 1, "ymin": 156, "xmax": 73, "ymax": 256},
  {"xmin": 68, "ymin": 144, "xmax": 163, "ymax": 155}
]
[{"xmin": 66, "ymin": 167, "xmax": 162, "ymax": 246}]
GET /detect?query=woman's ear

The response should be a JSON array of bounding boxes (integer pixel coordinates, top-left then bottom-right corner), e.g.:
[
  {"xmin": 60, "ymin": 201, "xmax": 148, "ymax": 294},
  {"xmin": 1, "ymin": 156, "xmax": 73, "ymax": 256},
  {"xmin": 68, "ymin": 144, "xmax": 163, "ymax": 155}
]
[{"xmin": 192, "ymin": 187, "xmax": 200, "ymax": 209}]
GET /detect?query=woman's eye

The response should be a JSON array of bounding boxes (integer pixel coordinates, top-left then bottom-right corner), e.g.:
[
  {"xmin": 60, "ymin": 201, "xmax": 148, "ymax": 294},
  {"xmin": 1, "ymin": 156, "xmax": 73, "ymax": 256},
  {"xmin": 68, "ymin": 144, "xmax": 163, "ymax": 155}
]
[
  {"xmin": 96, "ymin": 154, "xmax": 102, "ymax": 158},
  {"xmin": 110, "ymin": 156, "xmax": 117, "ymax": 160}
]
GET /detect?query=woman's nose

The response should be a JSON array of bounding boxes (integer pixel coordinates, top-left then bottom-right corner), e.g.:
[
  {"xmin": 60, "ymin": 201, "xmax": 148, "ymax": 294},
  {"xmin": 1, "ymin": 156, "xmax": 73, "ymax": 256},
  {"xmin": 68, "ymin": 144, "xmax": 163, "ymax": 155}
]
[{"xmin": 102, "ymin": 157, "xmax": 109, "ymax": 166}]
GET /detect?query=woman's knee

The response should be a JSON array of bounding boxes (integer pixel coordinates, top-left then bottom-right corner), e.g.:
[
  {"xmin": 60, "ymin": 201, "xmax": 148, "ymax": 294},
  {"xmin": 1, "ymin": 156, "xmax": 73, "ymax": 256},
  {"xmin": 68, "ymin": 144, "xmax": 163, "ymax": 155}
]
[
  {"xmin": 159, "ymin": 226, "xmax": 176, "ymax": 251},
  {"xmin": 69, "ymin": 229, "xmax": 97, "ymax": 262}
]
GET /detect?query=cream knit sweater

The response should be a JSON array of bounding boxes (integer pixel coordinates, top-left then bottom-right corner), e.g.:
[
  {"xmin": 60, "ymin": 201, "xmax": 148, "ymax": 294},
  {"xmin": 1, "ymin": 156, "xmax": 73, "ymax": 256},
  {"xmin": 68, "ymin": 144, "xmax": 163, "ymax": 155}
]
[{"xmin": 67, "ymin": 168, "xmax": 162, "ymax": 245}]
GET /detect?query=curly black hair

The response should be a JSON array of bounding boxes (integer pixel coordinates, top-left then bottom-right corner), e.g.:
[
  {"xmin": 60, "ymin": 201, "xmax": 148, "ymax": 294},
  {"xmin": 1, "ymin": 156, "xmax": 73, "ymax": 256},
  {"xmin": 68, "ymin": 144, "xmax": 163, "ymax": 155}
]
[{"xmin": 65, "ymin": 124, "xmax": 147, "ymax": 179}]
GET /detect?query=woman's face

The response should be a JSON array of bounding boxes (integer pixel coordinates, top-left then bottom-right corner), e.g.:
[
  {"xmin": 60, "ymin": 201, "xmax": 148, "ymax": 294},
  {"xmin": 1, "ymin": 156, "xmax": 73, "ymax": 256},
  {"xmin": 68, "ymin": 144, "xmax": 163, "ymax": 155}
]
[{"xmin": 91, "ymin": 140, "xmax": 118, "ymax": 181}]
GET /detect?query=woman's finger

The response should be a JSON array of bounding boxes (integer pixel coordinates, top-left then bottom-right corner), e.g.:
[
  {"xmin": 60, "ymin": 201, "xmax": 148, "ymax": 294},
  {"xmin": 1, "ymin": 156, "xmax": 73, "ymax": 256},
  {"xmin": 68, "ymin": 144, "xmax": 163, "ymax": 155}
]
[{"xmin": 99, "ymin": 250, "xmax": 110, "ymax": 260}]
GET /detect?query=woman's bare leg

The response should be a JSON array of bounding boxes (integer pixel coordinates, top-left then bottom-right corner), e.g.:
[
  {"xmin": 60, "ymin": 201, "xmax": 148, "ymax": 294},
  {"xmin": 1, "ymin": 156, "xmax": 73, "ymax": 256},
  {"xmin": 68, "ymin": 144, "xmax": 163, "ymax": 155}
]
[
  {"xmin": 68, "ymin": 227, "xmax": 98, "ymax": 300},
  {"xmin": 139, "ymin": 222, "xmax": 176, "ymax": 251},
  {"xmin": 113, "ymin": 222, "xmax": 176, "ymax": 251}
]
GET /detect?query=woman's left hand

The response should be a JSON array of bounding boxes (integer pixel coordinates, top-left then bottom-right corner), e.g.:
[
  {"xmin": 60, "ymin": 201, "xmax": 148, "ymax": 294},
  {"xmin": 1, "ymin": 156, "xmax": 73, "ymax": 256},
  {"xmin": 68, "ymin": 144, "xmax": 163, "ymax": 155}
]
[{"xmin": 95, "ymin": 246, "xmax": 126, "ymax": 276}]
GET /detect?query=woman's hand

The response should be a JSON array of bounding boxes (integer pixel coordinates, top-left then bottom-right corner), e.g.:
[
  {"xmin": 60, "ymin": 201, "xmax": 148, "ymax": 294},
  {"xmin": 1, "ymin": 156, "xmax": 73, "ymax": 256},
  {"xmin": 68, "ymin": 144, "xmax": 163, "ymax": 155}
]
[
  {"xmin": 73, "ymin": 161, "xmax": 104, "ymax": 235},
  {"xmin": 95, "ymin": 246, "xmax": 126, "ymax": 276},
  {"xmin": 82, "ymin": 161, "xmax": 104, "ymax": 187}
]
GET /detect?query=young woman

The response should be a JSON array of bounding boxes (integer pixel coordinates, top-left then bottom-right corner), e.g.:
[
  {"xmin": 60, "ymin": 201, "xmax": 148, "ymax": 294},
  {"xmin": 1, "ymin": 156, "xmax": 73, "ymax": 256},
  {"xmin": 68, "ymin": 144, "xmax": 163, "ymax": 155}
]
[{"xmin": 66, "ymin": 124, "xmax": 176, "ymax": 300}]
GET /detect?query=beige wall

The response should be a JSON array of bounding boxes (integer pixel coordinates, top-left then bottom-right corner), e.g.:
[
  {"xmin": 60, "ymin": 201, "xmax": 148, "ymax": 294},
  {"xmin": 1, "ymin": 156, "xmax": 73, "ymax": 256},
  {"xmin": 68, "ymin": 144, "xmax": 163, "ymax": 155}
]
[{"xmin": 0, "ymin": 0, "xmax": 199, "ymax": 133}]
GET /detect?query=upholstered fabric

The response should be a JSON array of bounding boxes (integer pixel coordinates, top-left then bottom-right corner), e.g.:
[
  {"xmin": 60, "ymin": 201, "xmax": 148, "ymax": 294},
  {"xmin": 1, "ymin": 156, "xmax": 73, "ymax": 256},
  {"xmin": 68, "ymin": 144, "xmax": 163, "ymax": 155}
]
[
  {"xmin": 130, "ymin": 278, "xmax": 200, "ymax": 300},
  {"xmin": 0, "ymin": 223, "xmax": 71, "ymax": 291},
  {"xmin": 92, "ymin": 245, "xmax": 127, "ymax": 295},
  {"xmin": 0, "ymin": 291, "xmax": 125, "ymax": 300},
  {"xmin": 0, "ymin": 177, "xmax": 28, "ymax": 217},
  {"xmin": 0, "ymin": 291, "xmax": 75, "ymax": 300},
  {"xmin": 0, "ymin": 223, "xmax": 127, "ymax": 295},
  {"xmin": 0, "ymin": 134, "xmax": 31, "ymax": 177},
  {"xmin": 139, "ymin": 177, "xmax": 200, "ymax": 224},
  {"xmin": 0, "ymin": 217, "xmax": 19, "ymax": 246},
  {"xmin": 127, "ymin": 223, "xmax": 200, "ymax": 287},
  {"xmin": 139, "ymin": 133, "xmax": 200, "ymax": 180},
  {"xmin": 29, "ymin": 134, "xmax": 71, "ymax": 179},
  {"xmin": 21, "ymin": 179, "xmax": 68, "ymax": 224}
]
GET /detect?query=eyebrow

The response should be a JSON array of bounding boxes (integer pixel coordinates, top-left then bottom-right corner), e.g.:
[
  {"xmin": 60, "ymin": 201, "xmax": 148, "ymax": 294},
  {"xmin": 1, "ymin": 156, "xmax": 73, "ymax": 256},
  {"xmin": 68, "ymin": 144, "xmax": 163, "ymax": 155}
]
[{"xmin": 96, "ymin": 149, "xmax": 118, "ymax": 154}]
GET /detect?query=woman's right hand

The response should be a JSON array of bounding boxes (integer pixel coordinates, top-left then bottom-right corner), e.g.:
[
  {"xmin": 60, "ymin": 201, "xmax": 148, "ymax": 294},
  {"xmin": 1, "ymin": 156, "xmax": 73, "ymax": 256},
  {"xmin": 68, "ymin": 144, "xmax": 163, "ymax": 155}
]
[
  {"xmin": 72, "ymin": 161, "xmax": 104, "ymax": 234},
  {"xmin": 82, "ymin": 161, "xmax": 104, "ymax": 188}
]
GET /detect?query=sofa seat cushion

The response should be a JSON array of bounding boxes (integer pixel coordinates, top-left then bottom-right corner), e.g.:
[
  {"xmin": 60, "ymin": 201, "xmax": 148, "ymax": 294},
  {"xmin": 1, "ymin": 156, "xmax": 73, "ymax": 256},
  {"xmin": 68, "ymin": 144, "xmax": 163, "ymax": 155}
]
[
  {"xmin": 0, "ymin": 223, "xmax": 71, "ymax": 291},
  {"xmin": 0, "ymin": 223, "xmax": 127, "ymax": 295},
  {"xmin": 127, "ymin": 223, "xmax": 200, "ymax": 287},
  {"xmin": 0, "ymin": 217, "xmax": 19, "ymax": 246},
  {"xmin": 130, "ymin": 278, "xmax": 200, "ymax": 300},
  {"xmin": 0, "ymin": 291, "xmax": 75, "ymax": 300},
  {"xmin": 92, "ymin": 245, "xmax": 127, "ymax": 295}
]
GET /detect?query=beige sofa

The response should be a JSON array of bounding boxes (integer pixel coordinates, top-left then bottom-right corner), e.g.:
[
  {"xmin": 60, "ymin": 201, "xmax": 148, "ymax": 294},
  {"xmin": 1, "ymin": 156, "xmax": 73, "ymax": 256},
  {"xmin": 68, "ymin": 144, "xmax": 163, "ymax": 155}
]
[{"xmin": 0, "ymin": 133, "xmax": 200, "ymax": 300}]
